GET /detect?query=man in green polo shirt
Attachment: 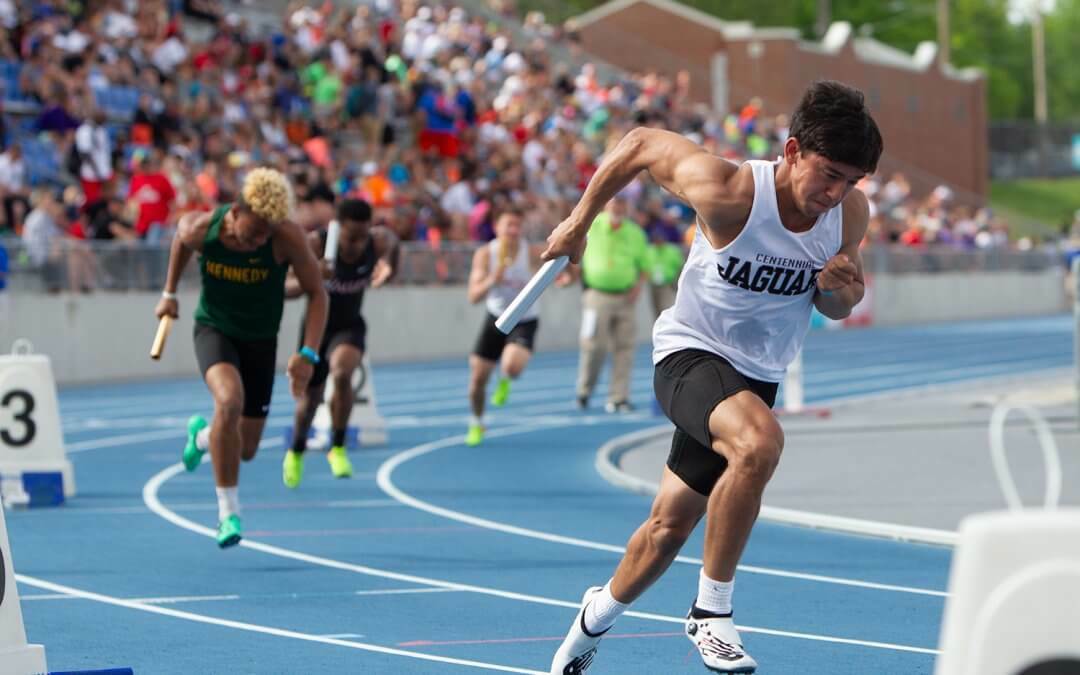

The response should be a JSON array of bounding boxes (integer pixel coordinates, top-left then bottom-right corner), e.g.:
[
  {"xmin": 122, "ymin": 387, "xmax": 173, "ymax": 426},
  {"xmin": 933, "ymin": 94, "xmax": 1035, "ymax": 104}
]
[
  {"xmin": 646, "ymin": 223, "xmax": 686, "ymax": 320},
  {"xmin": 577, "ymin": 197, "xmax": 649, "ymax": 412}
]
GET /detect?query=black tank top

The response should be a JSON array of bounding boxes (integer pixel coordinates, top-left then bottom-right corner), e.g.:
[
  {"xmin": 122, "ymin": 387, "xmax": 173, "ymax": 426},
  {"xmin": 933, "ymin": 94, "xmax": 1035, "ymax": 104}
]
[{"xmin": 322, "ymin": 230, "xmax": 377, "ymax": 328}]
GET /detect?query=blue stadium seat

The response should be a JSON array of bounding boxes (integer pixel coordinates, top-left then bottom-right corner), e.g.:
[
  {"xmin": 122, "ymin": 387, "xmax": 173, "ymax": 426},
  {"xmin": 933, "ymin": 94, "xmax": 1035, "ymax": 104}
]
[
  {"xmin": 92, "ymin": 86, "xmax": 141, "ymax": 119},
  {"xmin": 20, "ymin": 137, "xmax": 62, "ymax": 186}
]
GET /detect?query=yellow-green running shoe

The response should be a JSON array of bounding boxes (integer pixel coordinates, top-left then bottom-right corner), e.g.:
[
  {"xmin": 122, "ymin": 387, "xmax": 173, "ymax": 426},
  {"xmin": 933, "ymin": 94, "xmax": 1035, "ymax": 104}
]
[
  {"xmin": 327, "ymin": 446, "xmax": 353, "ymax": 478},
  {"xmin": 490, "ymin": 377, "xmax": 511, "ymax": 407},
  {"xmin": 283, "ymin": 449, "xmax": 304, "ymax": 488},
  {"xmin": 217, "ymin": 514, "xmax": 243, "ymax": 548},
  {"xmin": 465, "ymin": 424, "xmax": 484, "ymax": 447},
  {"xmin": 183, "ymin": 415, "xmax": 208, "ymax": 472}
]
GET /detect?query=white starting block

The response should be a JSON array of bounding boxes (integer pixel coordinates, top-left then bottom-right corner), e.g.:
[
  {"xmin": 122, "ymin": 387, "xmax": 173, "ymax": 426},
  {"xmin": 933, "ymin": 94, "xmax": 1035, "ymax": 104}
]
[
  {"xmin": 935, "ymin": 509, "xmax": 1080, "ymax": 675},
  {"xmin": 0, "ymin": 505, "xmax": 48, "ymax": 673},
  {"xmin": 0, "ymin": 340, "xmax": 75, "ymax": 507},
  {"xmin": 935, "ymin": 401, "xmax": 1080, "ymax": 674},
  {"xmin": 310, "ymin": 355, "xmax": 387, "ymax": 448}
]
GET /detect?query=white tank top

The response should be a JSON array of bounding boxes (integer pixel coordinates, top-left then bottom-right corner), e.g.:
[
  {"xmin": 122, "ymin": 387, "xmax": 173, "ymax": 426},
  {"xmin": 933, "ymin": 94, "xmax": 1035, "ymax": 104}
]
[
  {"xmin": 652, "ymin": 160, "xmax": 844, "ymax": 382},
  {"xmin": 484, "ymin": 238, "xmax": 537, "ymax": 320}
]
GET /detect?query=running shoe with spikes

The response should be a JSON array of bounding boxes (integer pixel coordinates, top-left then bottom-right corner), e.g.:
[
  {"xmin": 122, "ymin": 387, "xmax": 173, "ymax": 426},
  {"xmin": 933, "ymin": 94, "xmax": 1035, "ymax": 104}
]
[
  {"xmin": 182, "ymin": 415, "xmax": 208, "ymax": 472},
  {"xmin": 685, "ymin": 607, "xmax": 757, "ymax": 674},
  {"xmin": 550, "ymin": 586, "xmax": 608, "ymax": 674},
  {"xmin": 327, "ymin": 445, "xmax": 353, "ymax": 478}
]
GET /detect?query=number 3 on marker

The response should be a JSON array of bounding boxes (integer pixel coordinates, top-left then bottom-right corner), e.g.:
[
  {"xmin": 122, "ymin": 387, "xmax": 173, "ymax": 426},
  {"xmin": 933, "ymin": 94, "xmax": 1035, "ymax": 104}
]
[{"xmin": 0, "ymin": 390, "xmax": 36, "ymax": 447}]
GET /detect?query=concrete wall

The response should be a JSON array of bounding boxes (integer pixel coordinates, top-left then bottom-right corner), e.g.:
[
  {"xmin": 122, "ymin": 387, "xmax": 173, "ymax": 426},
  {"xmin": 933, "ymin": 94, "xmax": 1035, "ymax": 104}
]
[
  {"xmin": 869, "ymin": 270, "xmax": 1067, "ymax": 326},
  {"xmin": 0, "ymin": 269, "xmax": 1067, "ymax": 385}
]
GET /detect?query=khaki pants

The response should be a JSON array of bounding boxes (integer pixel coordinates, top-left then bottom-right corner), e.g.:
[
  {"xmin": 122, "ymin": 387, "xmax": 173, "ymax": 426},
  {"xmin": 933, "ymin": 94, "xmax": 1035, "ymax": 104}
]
[
  {"xmin": 577, "ymin": 288, "xmax": 637, "ymax": 404},
  {"xmin": 650, "ymin": 282, "xmax": 677, "ymax": 320}
]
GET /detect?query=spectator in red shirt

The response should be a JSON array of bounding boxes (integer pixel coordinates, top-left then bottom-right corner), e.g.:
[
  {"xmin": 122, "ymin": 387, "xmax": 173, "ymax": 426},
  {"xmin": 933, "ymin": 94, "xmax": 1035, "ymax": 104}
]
[{"xmin": 126, "ymin": 148, "xmax": 176, "ymax": 241}]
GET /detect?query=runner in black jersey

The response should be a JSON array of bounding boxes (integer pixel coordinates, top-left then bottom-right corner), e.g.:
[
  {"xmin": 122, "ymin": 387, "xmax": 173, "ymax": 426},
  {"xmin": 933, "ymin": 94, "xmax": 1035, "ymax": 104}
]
[{"xmin": 282, "ymin": 198, "xmax": 398, "ymax": 487}]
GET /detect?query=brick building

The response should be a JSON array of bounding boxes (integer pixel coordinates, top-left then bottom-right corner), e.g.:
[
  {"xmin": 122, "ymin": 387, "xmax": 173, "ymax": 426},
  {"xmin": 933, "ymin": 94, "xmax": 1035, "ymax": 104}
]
[{"xmin": 570, "ymin": 0, "xmax": 988, "ymax": 200}]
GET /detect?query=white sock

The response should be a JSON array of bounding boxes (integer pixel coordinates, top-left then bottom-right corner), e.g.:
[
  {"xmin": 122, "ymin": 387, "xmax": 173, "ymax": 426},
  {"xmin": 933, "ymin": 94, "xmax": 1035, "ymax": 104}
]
[
  {"xmin": 583, "ymin": 580, "xmax": 628, "ymax": 634},
  {"xmin": 470, "ymin": 414, "xmax": 483, "ymax": 428},
  {"xmin": 695, "ymin": 569, "xmax": 734, "ymax": 615},
  {"xmin": 215, "ymin": 486, "xmax": 240, "ymax": 522},
  {"xmin": 196, "ymin": 427, "xmax": 211, "ymax": 451}
]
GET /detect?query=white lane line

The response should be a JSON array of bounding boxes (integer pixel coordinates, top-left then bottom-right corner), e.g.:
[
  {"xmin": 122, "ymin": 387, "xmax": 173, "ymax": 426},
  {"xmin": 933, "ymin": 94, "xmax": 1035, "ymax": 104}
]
[
  {"xmin": 60, "ymin": 379, "xmax": 657, "ymax": 433},
  {"xmin": 142, "ymin": 436, "xmax": 939, "ymax": 656},
  {"xmin": 13, "ymin": 500, "xmax": 405, "ymax": 516},
  {"xmin": 128, "ymin": 594, "xmax": 241, "ymax": 604},
  {"xmin": 22, "ymin": 593, "xmax": 242, "ymax": 604},
  {"xmin": 60, "ymin": 371, "xmax": 655, "ymax": 423},
  {"xmin": 62, "ymin": 400, "xmax": 652, "ymax": 451},
  {"xmin": 353, "ymin": 588, "xmax": 460, "ymax": 597},
  {"xmin": 375, "ymin": 425, "xmax": 949, "ymax": 598},
  {"xmin": 595, "ymin": 425, "xmax": 961, "ymax": 548},
  {"xmin": 22, "ymin": 588, "xmax": 458, "ymax": 603},
  {"xmin": 15, "ymin": 574, "xmax": 546, "ymax": 674},
  {"xmin": 68, "ymin": 429, "xmax": 184, "ymax": 452}
]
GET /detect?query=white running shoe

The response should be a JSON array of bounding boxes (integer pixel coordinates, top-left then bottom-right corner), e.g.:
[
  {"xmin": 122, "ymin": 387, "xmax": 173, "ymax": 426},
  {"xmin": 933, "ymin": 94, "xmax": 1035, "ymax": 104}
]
[
  {"xmin": 550, "ymin": 586, "xmax": 609, "ymax": 675},
  {"xmin": 685, "ymin": 611, "xmax": 757, "ymax": 673}
]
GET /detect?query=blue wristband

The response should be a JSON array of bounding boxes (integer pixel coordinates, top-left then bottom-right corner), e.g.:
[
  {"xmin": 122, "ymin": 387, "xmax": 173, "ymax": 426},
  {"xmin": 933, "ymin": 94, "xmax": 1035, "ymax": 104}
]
[
  {"xmin": 298, "ymin": 346, "xmax": 320, "ymax": 365},
  {"xmin": 819, "ymin": 288, "xmax": 834, "ymax": 297}
]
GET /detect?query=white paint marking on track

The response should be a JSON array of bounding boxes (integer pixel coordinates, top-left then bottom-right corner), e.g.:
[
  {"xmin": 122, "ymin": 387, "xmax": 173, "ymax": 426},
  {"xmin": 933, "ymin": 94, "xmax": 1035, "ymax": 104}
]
[
  {"xmin": 141, "ymin": 430, "xmax": 940, "ymax": 656},
  {"xmin": 15, "ymin": 574, "xmax": 548, "ymax": 674},
  {"xmin": 375, "ymin": 424, "xmax": 949, "ymax": 598}
]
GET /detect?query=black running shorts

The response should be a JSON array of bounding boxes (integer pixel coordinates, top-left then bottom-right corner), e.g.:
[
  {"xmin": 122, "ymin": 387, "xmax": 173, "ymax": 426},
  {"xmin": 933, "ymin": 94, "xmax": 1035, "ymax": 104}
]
[
  {"xmin": 301, "ymin": 319, "xmax": 367, "ymax": 389},
  {"xmin": 472, "ymin": 312, "xmax": 538, "ymax": 362},
  {"xmin": 653, "ymin": 349, "xmax": 778, "ymax": 496},
  {"xmin": 194, "ymin": 322, "xmax": 278, "ymax": 419}
]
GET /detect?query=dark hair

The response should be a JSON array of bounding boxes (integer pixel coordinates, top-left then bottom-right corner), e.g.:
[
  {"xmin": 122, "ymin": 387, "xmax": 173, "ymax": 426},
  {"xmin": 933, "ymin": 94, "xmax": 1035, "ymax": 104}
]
[
  {"xmin": 788, "ymin": 80, "xmax": 883, "ymax": 174},
  {"xmin": 496, "ymin": 205, "xmax": 524, "ymax": 221},
  {"xmin": 338, "ymin": 198, "xmax": 373, "ymax": 223}
]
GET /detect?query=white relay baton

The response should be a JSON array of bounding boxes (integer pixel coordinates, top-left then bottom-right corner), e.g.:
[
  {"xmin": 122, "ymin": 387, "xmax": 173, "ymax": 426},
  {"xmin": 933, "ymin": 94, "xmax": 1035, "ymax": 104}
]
[
  {"xmin": 324, "ymin": 219, "xmax": 341, "ymax": 263},
  {"xmin": 495, "ymin": 256, "xmax": 570, "ymax": 334}
]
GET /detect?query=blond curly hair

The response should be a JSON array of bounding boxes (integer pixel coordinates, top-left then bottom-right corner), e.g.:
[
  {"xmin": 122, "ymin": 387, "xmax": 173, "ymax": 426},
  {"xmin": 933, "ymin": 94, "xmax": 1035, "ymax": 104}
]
[{"xmin": 239, "ymin": 167, "xmax": 294, "ymax": 225}]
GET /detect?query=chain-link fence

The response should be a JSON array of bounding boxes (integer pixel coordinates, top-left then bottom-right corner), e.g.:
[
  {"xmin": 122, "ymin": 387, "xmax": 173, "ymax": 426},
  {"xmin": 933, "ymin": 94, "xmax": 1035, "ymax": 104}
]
[
  {"xmin": 989, "ymin": 122, "xmax": 1080, "ymax": 180},
  {"xmin": 0, "ymin": 238, "xmax": 482, "ymax": 292},
  {"xmin": 0, "ymin": 237, "xmax": 1066, "ymax": 295}
]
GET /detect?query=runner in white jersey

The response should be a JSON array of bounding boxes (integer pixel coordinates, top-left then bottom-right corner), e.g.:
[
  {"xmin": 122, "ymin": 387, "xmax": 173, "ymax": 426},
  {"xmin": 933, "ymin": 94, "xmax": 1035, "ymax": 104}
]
[
  {"xmin": 465, "ymin": 208, "xmax": 560, "ymax": 446},
  {"xmin": 544, "ymin": 81, "xmax": 883, "ymax": 674}
]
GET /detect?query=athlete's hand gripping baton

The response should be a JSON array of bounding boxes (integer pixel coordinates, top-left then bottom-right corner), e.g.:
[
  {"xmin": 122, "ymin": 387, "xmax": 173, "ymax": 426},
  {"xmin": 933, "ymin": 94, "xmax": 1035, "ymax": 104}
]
[{"xmin": 495, "ymin": 256, "xmax": 569, "ymax": 334}]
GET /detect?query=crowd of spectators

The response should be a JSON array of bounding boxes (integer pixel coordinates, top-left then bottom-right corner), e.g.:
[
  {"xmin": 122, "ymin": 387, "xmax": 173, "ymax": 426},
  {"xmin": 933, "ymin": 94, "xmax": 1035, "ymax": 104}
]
[{"xmin": 0, "ymin": 0, "xmax": 1026, "ymax": 292}]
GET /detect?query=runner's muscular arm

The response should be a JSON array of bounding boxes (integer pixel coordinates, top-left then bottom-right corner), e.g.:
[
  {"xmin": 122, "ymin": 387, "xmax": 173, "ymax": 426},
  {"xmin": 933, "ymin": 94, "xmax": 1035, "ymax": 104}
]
[
  {"xmin": 285, "ymin": 231, "xmax": 323, "ymax": 299},
  {"xmin": 162, "ymin": 212, "xmax": 210, "ymax": 296},
  {"xmin": 543, "ymin": 128, "xmax": 745, "ymax": 262},
  {"xmin": 155, "ymin": 212, "xmax": 211, "ymax": 319},
  {"xmin": 467, "ymin": 244, "xmax": 497, "ymax": 304},
  {"xmin": 814, "ymin": 189, "xmax": 869, "ymax": 320},
  {"xmin": 370, "ymin": 225, "xmax": 399, "ymax": 287},
  {"xmin": 279, "ymin": 221, "xmax": 329, "ymax": 351}
]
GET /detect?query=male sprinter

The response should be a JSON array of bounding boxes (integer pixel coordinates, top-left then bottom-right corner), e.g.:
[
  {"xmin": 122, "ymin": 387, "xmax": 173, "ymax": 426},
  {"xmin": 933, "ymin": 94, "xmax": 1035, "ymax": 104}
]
[
  {"xmin": 282, "ymin": 197, "xmax": 398, "ymax": 487},
  {"xmin": 464, "ymin": 207, "xmax": 551, "ymax": 446},
  {"xmin": 155, "ymin": 168, "xmax": 328, "ymax": 548},
  {"xmin": 545, "ymin": 81, "xmax": 882, "ymax": 673}
]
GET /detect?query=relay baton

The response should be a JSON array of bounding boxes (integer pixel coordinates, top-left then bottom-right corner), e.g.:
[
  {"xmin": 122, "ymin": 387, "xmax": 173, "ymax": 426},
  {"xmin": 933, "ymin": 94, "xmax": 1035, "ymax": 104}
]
[
  {"xmin": 325, "ymin": 219, "xmax": 341, "ymax": 263},
  {"xmin": 150, "ymin": 315, "xmax": 173, "ymax": 360},
  {"xmin": 495, "ymin": 256, "xmax": 569, "ymax": 334}
]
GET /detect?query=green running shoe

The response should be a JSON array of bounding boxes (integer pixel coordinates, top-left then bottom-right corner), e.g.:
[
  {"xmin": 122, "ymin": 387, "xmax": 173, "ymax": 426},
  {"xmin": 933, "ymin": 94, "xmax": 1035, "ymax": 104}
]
[
  {"xmin": 327, "ymin": 446, "xmax": 353, "ymax": 478},
  {"xmin": 465, "ymin": 424, "xmax": 484, "ymax": 447},
  {"xmin": 183, "ymin": 415, "xmax": 208, "ymax": 472},
  {"xmin": 283, "ymin": 449, "xmax": 304, "ymax": 488},
  {"xmin": 217, "ymin": 514, "xmax": 243, "ymax": 549},
  {"xmin": 490, "ymin": 377, "xmax": 511, "ymax": 407}
]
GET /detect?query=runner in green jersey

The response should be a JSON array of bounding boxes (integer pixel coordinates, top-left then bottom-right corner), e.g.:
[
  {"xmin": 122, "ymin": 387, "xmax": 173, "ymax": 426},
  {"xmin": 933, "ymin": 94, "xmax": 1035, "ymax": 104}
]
[{"xmin": 154, "ymin": 168, "xmax": 328, "ymax": 548}]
